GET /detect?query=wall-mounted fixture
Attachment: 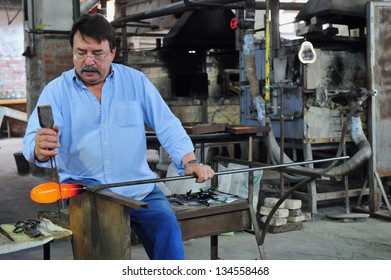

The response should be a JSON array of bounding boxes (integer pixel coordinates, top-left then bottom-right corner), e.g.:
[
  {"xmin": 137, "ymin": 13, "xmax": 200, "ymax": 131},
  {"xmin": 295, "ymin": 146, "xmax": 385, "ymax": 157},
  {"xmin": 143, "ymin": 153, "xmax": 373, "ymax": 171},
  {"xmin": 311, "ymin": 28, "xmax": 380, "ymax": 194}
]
[{"xmin": 298, "ymin": 41, "xmax": 316, "ymax": 64}]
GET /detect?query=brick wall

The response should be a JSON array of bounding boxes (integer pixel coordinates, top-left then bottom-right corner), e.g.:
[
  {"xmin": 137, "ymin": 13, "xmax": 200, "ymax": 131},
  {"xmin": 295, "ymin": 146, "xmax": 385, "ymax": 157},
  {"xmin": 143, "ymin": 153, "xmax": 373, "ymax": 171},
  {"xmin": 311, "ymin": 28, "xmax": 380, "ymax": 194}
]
[
  {"xmin": 42, "ymin": 36, "xmax": 74, "ymax": 83},
  {"xmin": 0, "ymin": 8, "xmax": 73, "ymax": 137},
  {"xmin": 25, "ymin": 33, "xmax": 73, "ymax": 115},
  {"xmin": 0, "ymin": 8, "xmax": 26, "ymax": 100},
  {"xmin": 0, "ymin": 8, "xmax": 27, "ymax": 137}
]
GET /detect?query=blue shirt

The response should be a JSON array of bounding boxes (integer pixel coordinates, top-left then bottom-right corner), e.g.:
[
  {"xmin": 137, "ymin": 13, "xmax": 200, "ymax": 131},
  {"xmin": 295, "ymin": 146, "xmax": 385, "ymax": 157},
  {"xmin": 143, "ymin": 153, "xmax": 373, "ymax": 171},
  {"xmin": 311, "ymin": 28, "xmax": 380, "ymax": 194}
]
[{"xmin": 23, "ymin": 63, "xmax": 194, "ymax": 200}]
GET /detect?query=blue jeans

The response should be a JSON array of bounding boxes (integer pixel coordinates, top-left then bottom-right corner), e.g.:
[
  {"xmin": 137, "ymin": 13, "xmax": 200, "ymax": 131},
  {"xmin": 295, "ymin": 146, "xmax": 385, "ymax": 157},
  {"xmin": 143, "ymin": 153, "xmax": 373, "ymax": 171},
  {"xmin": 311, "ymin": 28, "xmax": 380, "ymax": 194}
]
[{"xmin": 130, "ymin": 186, "xmax": 185, "ymax": 260}]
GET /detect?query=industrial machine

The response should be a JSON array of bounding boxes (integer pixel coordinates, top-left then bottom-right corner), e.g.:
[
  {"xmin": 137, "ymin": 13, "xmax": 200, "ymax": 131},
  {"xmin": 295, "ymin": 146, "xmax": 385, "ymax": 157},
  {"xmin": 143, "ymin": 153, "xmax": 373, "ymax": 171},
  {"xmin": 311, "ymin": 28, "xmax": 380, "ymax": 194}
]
[
  {"xmin": 237, "ymin": 0, "xmax": 390, "ymax": 217},
  {"xmin": 240, "ymin": 0, "xmax": 372, "ymax": 214}
]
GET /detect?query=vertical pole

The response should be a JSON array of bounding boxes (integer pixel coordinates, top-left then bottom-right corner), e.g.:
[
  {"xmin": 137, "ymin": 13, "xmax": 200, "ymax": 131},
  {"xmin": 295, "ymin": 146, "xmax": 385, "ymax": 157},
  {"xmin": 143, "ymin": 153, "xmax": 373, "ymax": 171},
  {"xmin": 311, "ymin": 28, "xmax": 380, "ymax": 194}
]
[
  {"xmin": 264, "ymin": 0, "xmax": 271, "ymax": 103},
  {"xmin": 73, "ymin": 0, "xmax": 80, "ymax": 22}
]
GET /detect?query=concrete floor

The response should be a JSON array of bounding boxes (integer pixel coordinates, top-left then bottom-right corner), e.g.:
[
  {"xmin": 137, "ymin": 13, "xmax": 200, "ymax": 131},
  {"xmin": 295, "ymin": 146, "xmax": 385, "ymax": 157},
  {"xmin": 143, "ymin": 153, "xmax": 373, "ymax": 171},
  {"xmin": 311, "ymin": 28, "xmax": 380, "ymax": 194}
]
[{"xmin": 1, "ymin": 137, "xmax": 391, "ymax": 260}]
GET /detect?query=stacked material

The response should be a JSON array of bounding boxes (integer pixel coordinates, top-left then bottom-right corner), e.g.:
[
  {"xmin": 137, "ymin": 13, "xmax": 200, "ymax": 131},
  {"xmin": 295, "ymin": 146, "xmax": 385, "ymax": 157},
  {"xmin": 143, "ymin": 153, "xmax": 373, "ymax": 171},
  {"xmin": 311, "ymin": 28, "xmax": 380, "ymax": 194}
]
[
  {"xmin": 260, "ymin": 197, "xmax": 305, "ymax": 227},
  {"xmin": 285, "ymin": 199, "xmax": 306, "ymax": 223}
]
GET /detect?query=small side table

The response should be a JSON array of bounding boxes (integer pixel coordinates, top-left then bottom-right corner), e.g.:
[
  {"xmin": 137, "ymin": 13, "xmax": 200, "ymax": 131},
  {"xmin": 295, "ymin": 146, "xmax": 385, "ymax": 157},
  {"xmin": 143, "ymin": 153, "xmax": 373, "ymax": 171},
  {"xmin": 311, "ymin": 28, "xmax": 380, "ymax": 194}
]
[{"xmin": 0, "ymin": 218, "xmax": 72, "ymax": 260}]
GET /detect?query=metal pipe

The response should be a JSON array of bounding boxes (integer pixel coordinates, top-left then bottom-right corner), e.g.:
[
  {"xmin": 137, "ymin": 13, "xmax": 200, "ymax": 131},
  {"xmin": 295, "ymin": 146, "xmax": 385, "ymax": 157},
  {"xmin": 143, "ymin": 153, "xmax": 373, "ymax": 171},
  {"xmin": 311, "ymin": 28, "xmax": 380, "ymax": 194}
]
[
  {"xmin": 324, "ymin": 116, "xmax": 372, "ymax": 177},
  {"xmin": 266, "ymin": 90, "xmax": 375, "ymax": 180},
  {"xmin": 242, "ymin": 0, "xmax": 267, "ymax": 126},
  {"xmin": 264, "ymin": 0, "xmax": 271, "ymax": 103},
  {"xmin": 86, "ymin": 156, "xmax": 348, "ymax": 192},
  {"xmin": 80, "ymin": 0, "xmax": 100, "ymax": 15},
  {"xmin": 111, "ymin": 0, "xmax": 305, "ymax": 26},
  {"xmin": 73, "ymin": 0, "xmax": 80, "ymax": 21},
  {"xmin": 112, "ymin": 0, "xmax": 240, "ymax": 26},
  {"xmin": 243, "ymin": 0, "xmax": 257, "ymax": 100},
  {"xmin": 279, "ymin": 86, "xmax": 284, "ymax": 196},
  {"xmin": 271, "ymin": 0, "xmax": 280, "ymax": 50}
]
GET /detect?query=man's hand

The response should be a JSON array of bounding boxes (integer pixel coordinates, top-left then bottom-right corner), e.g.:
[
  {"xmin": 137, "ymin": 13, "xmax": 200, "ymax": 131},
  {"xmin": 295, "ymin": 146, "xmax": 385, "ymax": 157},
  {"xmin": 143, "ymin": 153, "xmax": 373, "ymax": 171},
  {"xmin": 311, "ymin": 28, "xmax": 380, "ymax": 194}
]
[
  {"xmin": 184, "ymin": 163, "xmax": 215, "ymax": 183},
  {"xmin": 34, "ymin": 126, "xmax": 60, "ymax": 162}
]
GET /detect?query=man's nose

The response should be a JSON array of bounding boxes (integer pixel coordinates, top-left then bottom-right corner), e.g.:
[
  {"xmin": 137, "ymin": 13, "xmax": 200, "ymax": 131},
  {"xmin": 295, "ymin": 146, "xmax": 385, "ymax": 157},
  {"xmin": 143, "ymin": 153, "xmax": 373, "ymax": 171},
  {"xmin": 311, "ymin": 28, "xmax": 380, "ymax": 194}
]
[{"xmin": 84, "ymin": 55, "xmax": 96, "ymax": 64}]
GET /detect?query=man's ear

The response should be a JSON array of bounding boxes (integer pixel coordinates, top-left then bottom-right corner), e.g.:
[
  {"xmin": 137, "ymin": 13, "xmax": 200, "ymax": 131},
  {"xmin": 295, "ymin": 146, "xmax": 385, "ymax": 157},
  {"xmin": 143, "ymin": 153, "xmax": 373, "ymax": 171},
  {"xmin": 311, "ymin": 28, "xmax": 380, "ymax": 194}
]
[{"xmin": 110, "ymin": 47, "xmax": 117, "ymax": 61}]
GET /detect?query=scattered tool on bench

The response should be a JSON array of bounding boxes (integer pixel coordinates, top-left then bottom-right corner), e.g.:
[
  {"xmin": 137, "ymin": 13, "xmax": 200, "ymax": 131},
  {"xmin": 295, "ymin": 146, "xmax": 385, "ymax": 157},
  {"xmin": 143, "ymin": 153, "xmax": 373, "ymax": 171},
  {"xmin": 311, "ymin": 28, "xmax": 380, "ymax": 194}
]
[
  {"xmin": 30, "ymin": 156, "xmax": 349, "ymax": 204},
  {"xmin": 0, "ymin": 225, "xmax": 15, "ymax": 242},
  {"xmin": 13, "ymin": 219, "xmax": 42, "ymax": 238}
]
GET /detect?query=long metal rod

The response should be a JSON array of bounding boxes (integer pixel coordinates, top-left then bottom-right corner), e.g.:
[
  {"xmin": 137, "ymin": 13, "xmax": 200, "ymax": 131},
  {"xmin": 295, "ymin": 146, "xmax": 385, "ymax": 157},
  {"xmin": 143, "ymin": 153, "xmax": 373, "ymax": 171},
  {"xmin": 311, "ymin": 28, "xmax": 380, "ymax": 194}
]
[
  {"xmin": 50, "ymin": 156, "xmax": 65, "ymax": 215},
  {"xmin": 87, "ymin": 156, "xmax": 349, "ymax": 192},
  {"xmin": 112, "ymin": 0, "xmax": 305, "ymax": 27}
]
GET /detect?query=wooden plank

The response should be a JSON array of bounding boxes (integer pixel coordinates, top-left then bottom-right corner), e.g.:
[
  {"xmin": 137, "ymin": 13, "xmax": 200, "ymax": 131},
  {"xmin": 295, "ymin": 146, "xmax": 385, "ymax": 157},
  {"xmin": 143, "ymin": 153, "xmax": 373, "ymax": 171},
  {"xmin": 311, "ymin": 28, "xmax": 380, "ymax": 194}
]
[
  {"xmin": 0, "ymin": 106, "xmax": 27, "ymax": 122},
  {"xmin": 97, "ymin": 190, "xmax": 148, "ymax": 209},
  {"xmin": 183, "ymin": 123, "xmax": 226, "ymax": 134},
  {"xmin": 70, "ymin": 192, "xmax": 131, "ymax": 260},
  {"xmin": 225, "ymin": 125, "xmax": 270, "ymax": 134},
  {"xmin": 173, "ymin": 200, "xmax": 249, "ymax": 220},
  {"xmin": 294, "ymin": 188, "xmax": 367, "ymax": 201},
  {"xmin": 178, "ymin": 210, "xmax": 250, "ymax": 240},
  {"xmin": 0, "ymin": 99, "xmax": 26, "ymax": 105}
]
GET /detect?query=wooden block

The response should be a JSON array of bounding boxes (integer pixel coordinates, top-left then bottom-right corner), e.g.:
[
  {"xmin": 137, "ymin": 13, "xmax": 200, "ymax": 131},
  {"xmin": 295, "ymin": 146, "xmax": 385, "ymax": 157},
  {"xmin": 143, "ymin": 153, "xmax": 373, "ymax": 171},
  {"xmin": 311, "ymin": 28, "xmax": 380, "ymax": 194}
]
[
  {"xmin": 260, "ymin": 206, "xmax": 289, "ymax": 218},
  {"xmin": 264, "ymin": 197, "xmax": 286, "ymax": 208},
  {"xmin": 183, "ymin": 123, "xmax": 226, "ymax": 134},
  {"xmin": 287, "ymin": 215, "xmax": 305, "ymax": 223},
  {"xmin": 285, "ymin": 199, "xmax": 302, "ymax": 210},
  {"xmin": 289, "ymin": 209, "xmax": 303, "ymax": 217},
  {"xmin": 225, "ymin": 125, "xmax": 270, "ymax": 134},
  {"xmin": 260, "ymin": 216, "xmax": 287, "ymax": 226}
]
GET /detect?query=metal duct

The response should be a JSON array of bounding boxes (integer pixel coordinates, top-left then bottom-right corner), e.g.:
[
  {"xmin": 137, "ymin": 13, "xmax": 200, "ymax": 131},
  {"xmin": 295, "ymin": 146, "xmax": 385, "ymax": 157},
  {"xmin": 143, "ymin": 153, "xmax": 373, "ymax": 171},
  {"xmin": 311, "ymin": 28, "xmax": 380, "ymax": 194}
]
[
  {"xmin": 295, "ymin": 0, "xmax": 368, "ymax": 28},
  {"xmin": 111, "ymin": 0, "xmax": 305, "ymax": 27},
  {"xmin": 112, "ymin": 0, "xmax": 241, "ymax": 27},
  {"xmin": 80, "ymin": 0, "xmax": 100, "ymax": 15},
  {"xmin": 163, "ymin": 8, "xmax": 235, "ymax": 50}
]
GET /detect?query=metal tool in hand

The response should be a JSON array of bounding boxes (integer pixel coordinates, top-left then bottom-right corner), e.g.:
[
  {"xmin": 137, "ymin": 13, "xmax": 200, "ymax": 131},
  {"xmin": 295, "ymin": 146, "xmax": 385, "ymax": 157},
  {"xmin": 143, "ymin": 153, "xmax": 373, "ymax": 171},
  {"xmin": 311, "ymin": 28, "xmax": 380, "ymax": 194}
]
[
  {"xmin": 13, "ymin": 219, "xmax": 42, "ymax": 238},
  {"xmin": 37, "ymin": 105, "xmax": 65, "ymax": 215}
]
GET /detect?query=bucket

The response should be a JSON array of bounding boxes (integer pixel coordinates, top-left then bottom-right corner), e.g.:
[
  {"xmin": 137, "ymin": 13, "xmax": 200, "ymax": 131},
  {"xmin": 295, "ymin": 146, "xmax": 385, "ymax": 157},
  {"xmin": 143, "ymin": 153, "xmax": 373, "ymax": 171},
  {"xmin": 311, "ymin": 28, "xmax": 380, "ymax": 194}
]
[{"xmin": 14, "ymin": 152, "xmax": 30, "ymax": 175}]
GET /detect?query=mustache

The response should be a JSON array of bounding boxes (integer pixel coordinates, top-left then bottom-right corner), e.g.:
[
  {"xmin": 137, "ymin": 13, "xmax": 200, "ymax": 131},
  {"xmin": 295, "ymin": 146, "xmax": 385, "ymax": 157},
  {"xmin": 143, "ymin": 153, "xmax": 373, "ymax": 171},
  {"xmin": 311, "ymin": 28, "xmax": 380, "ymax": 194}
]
[{"xmin": 81, "ymin": 66, "xmax": 102, "ymax": 75}]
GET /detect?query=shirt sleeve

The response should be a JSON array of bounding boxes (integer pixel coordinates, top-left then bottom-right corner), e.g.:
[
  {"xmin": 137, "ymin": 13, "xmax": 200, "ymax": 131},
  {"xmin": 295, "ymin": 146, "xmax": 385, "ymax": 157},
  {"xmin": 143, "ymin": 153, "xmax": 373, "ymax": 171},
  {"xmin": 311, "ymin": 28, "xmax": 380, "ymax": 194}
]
[{"xmin": 139, "ymin": 74, "xmax": 194, "ymax": 176}]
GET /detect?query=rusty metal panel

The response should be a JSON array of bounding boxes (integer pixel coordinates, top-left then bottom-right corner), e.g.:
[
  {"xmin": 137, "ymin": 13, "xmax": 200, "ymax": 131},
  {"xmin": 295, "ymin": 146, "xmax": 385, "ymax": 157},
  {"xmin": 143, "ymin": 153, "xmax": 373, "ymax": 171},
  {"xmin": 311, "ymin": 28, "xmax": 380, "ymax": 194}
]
[
  {"xmin": 368, "ymin": 2, "xmax": 391, "ymax": 177},
  {"xmin": 304, "ymin": 106, "xmax": 343, "ymax": 143},
  {"xmin": 305, "ymin": 50, "xmax": 367, "ymax": 91}
]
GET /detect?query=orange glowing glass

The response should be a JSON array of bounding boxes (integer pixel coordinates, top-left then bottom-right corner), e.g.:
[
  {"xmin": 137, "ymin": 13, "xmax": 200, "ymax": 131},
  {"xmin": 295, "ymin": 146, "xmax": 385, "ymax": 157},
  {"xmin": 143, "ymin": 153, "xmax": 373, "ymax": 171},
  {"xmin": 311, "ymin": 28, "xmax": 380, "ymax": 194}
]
[{"xmin": 30, "ymin": 182, "xmax": 85, "ymax": 203}]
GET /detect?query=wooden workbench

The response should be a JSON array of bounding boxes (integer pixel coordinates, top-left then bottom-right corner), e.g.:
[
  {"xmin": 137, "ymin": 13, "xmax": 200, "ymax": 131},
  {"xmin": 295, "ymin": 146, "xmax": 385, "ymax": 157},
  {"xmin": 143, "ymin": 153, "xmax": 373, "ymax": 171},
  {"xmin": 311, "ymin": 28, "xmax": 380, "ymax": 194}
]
[
  {"xmin": 172, "ymin": 196, "xmax": 251, "ymax": 240},
  {"xmin": 0, "ymin": 219, "xmax": 72, "ymax": 259},
  {"xmin": 0, "ymin": 99, "xmax": 27, "ymax": 138},
  {"xmin": 171, "ymin": 194, "xmax": 252, "ymax": 260}
]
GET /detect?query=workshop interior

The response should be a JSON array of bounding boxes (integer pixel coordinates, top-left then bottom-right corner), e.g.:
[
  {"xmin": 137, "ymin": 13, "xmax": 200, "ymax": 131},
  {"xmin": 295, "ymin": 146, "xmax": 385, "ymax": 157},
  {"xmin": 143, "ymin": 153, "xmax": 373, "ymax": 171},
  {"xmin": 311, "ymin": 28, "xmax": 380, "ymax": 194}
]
[{"xmin": 1, "ymin": 0, "xmax": 391, "ymax": 260}]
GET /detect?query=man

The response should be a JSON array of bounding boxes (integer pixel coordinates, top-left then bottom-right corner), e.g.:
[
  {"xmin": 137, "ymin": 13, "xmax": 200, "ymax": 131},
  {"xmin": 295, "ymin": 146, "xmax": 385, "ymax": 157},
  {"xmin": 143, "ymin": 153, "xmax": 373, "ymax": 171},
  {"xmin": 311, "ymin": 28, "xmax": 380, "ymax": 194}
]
[{"xmin": 23, "ymin": 13, "xmax": 214, "ymax": 260}]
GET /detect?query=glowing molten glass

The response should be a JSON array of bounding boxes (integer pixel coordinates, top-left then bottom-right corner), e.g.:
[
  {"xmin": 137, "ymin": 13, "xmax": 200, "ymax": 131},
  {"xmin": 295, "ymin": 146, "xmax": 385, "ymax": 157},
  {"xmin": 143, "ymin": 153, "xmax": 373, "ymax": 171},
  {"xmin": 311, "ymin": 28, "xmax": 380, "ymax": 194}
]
[{"xmin": 30, "ymin": 182, "xmax": 85, "ymax": 203}]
